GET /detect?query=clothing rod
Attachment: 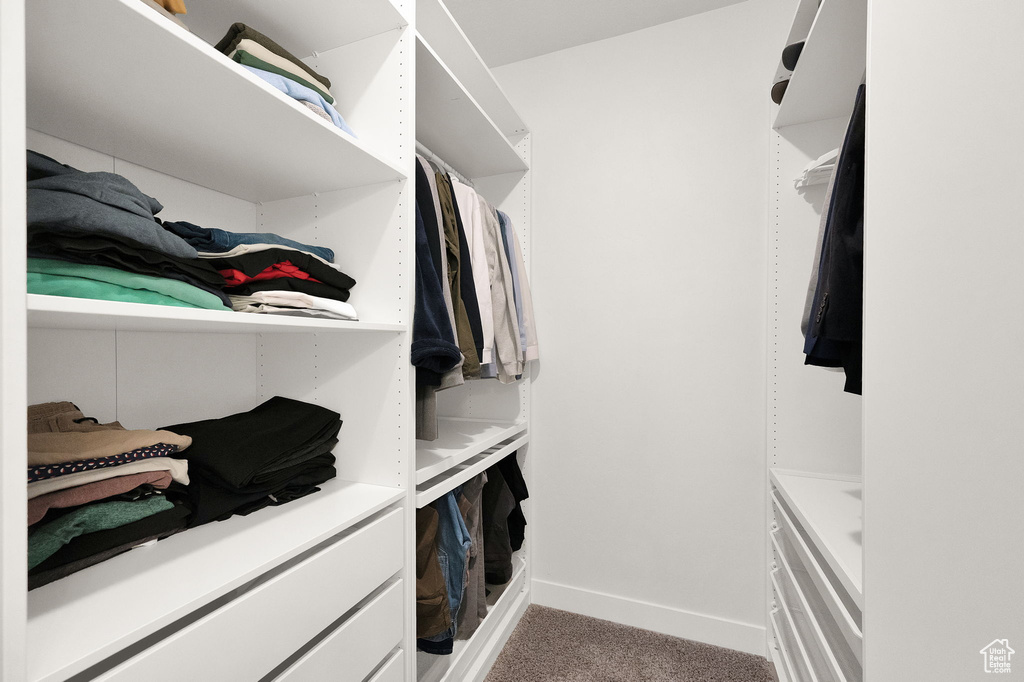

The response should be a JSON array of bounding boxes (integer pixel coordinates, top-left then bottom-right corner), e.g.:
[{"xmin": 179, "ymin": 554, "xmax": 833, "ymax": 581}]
[{"xmin": 415, "ymin": 141, "xmax": 475, "ymax": 187}]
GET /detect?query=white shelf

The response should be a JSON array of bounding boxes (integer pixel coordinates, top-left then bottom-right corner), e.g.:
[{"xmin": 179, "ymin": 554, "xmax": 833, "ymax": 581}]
[
  {"xmin": 416, "ymin": 36, "xmax": 528, "ymax": 179},
  {"xmin": 417, "ymin": 552, "xmax": 527, "ymax": 682},
  {"xmin": 773, "ymin": 0, "xmax": 866, "ymax": 128},
  {"xmin": 770, "ymin": 469, "xmax": 863, "ymax": 608},
  {"xmin": 182, "ymin": 0, "xmax": 408, "ymax": 58},
  {"xmin": 26, "ymin": 0, "xmax": 405, "ymax": 203},
  {"xmin": 416, "ymin": 420, "xmax": 528, "ymax": 507},
  {"xmin": 771, "ymin": 0, "xmax": 821, "ymax": 86},
  {"xmin": 416, "ymin": 419, "xmax": 526, "ymax": 485},
  {"xmin": 27, "ymin": 479, "xmax": 404, "ymax": 682},
  {"xmin": 27, "ymin": 295, "xmax": 405, "ymax": 335},
  {"xmin": 416, "ymin": 0, "xmax": 527, "ymax": 142}
]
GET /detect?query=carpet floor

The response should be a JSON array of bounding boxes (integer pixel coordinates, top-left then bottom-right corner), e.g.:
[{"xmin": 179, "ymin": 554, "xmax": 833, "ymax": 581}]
[{"xmin": 484, "ymin": 605, "xmax": 775, "ymax": 682}]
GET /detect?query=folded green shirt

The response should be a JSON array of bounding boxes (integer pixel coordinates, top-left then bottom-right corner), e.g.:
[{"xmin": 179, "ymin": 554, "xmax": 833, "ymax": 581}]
[
  {"xmin": 233, "ymin": 50, "xmax": 335, "ymax": 104},
  {"xmin": 28, "ymin": 497, "xmax": 174, "ymax": 569},
  {"xmin": 27, "ymin": 258, "xmax": 230, "ymax": 310}
]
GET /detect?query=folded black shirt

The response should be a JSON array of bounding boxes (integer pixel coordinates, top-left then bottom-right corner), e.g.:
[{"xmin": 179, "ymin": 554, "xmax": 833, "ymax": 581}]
[{"xmin": 28, "ymin": 225, "xmax": 231, "ymax": 306}]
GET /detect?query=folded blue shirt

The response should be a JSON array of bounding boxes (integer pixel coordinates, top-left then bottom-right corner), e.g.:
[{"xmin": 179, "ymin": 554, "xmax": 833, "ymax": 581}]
[
  {"xmin": 241, "ymin": 65, "xmax": 356, "ymax": 137},
  {"xmin": 161, "ymin": 220, "xmax": 336, "ymax": 262}
]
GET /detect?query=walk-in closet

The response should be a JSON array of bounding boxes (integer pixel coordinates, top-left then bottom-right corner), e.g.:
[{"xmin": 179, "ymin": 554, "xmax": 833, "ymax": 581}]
[{"xmin": 0, "ymin": 0, "xmax": 1020, "ymax": 680}]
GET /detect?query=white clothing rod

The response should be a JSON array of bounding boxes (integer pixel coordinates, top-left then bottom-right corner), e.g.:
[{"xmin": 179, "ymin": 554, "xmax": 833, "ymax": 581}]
[{"xmin": 415, "ymin": 141, "xmax": 475, "ymax": 187}]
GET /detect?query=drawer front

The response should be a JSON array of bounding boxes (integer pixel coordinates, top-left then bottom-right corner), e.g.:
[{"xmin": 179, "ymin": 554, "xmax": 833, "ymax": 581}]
[
  {"xmin": 771, "ymin": 491, "xmax": 862, "ymax": 662},
  {"xmin": 367, "ymin": 650, "xmax": 405, "ymax": 682},
  {"xmin": 98, "ymin": 508, "xmax": 404, "ymax": 682},
  {"xmin": 770, "ymin": 608, "xmax": 806, "ymax": 682},
  {"xmin": 771, "ymin": 574, "xmax": 816, "ymax": 682},
  {"xmin": 275, "ymin": 581, "xmax": 404, "ymax": 682}
]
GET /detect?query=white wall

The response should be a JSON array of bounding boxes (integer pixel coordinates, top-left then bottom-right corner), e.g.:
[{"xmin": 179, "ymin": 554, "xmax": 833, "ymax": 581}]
[
  {"xmin": 494, "ymin": 0, "xmax": 789, "ymax": 654},
  {"xmin": 863, "ymin": 0, "xmax": 1024, "ymax": 679}
]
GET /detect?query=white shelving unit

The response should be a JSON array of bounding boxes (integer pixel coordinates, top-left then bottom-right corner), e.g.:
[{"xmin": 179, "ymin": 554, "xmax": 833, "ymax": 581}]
[
  {"xmin": 27, "ymin": 295, "xmax": 404, "ymax": 334},
  {"xmin": 2, "ymin": 0, "xmax": 531, "ymax": 678},
  {"xmin": 771, "ymin": 470, "xmax": 862, "ymax": 608},
  {"xmin": 416, "ymin": 419, "xmax": 526, "ymax": 484},
  {"xmin": 411, "ymin": 1, "xmax": 532, "ymax": 677},
  {"xmin": 415, "ymin": 0, "xmax": 527, "ymax": 142},
  {"xmin": 28, "ymin": 482, "xmax": 404, "ymax": 682},
  {"xmin": 26, "ymin": 0, "xmax": 405, "ymax": 203},
  {"xmin": 767, "ymin": 0, "xmax": 865, "ymax": 678},
  {"xmin": 772, "ymin": 0, "xmax": 867, "ymax": 129},
  {"xmin": 415, "ymin": 36, "xmax": 528, "ymax": 178}
]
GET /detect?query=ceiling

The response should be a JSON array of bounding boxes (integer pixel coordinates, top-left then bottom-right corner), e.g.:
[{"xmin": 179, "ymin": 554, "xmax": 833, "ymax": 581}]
[{"xmin": 444, "ymin": 0, "xmax": 747, "ymax": 67}]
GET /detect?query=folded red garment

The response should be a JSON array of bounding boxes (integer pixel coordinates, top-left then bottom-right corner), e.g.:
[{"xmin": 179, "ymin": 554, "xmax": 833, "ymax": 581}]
[{"xmin": 219, "ymin": 260, "xmax": 323, "ymax": 287}]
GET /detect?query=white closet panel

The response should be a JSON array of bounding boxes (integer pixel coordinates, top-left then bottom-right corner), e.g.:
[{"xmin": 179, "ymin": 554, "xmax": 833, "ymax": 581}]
[
  {"xmin": 257, "ymin": 182, "xmax": 408, "ymax": 326},
  {"xmin": 115, "ymin": 332, "xmax": 259, "ymax": 428},
  {"xmin": 25, "ymin": 130, "xmax": 113, "ymax": 174},
  {"xmin": 258, "ymin": 333, "xmax": 408, "ymax": 489},
  {"xmin": 27, "ymin": 330, "xmax": 118, "ymax": 423},
  {"xmin": 182, "ymin": 0, "xmax": 408, "ymax": 58},
  {"xmin": 310, "ymin": 28, "xmax": 411, "ymax": 158}
]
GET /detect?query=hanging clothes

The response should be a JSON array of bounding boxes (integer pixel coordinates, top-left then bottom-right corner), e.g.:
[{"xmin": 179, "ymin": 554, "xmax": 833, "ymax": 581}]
[{"xmin": 804, "ymin": 85, "xmax": 865, "ymax": 394}]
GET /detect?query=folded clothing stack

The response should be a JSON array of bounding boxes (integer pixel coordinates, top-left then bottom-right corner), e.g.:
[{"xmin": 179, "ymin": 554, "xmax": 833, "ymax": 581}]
[
  {"xmin": 215, "ymin": 23, "xmax": 355, "ymax": 137},
  {"xmin": 27, "ymin": 402, "xmax": 192, "ymax": 590},
  {"xmin": 163, "ymin": 222, "xmax": 359, "ymax": 319},
  {"xmin": 26, "ymin": 151, "xmax": 231, "ymax": 311},
  {"xmin": 161, "ymin": 397, "xmax": 341, "ymax": 527}
]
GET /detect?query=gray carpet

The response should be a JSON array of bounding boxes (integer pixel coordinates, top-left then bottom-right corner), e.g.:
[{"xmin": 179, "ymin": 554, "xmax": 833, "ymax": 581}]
[{"xmin": 485, "ymin": 605, "xmax": 775, "ymax": 682}]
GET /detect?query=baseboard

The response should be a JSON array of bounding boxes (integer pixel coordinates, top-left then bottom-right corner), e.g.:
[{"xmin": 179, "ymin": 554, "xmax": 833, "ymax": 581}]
[{"xmin": 532, "ymin": 579, "xmax": 766, "ymax": 656}]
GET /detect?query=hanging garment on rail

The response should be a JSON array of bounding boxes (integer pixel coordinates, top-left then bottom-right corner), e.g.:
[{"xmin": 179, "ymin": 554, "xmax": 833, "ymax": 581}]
[
  {"xmin": 497, "ymin": 210, "xmax": 538, "ymax": 364},
  {"xmin": 496, "ymin": 452, "xmax": 529, "ymax": 553},
  {"xmin": 162, "ymin": 396, "xmax": 340, "ymax": 526},
  {"xmin": 804, "ymin": 85, "xmax": 865, "ymax": 394},
  {"xmin": 444, "ymin": 173, "xmax": 485, "ymax": 377},
  {"xmin": 417, "ymin": 489, "xmax": 473, "ymax": 655},
  {"xmin": 412, "ymin": 205, "xmax": 462, "ymax": 376},
  {"xmin": 417, "ymin": 505, "xmax": 453, "ymax": 638},
  {"xmin": 456, "ymin": 472, "xmax": 488, "ymax": 640},
  {"xmin": 481, "ymin": 452, "xmax": 528, "ymax": 584},
  {"xmin": 451, "ymin": 179, "xmax": 494, "ymax": 365},
  {"xmin": 480, "ymin": 198, "xmax": 522, "ymax": 383},
  {"xmin": 435, "ymin": 171, "xmax": 481, "ymax": 379}
]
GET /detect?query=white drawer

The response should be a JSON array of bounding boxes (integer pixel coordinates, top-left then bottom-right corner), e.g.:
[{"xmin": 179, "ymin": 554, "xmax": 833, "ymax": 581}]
[
  {"xmin": 770, "ymin": 608, "xmax": 807, "ymax": 682},
  {"xmin": 772, "ymin": 491, "xmax": 862, "ymax": 663},
  {"xmin": 97, "ymin": 508, "xmax": 404, "ymax": 681},
  {"xmin": 367, "ymin": 649, "xmax": 405, "ymax": 682},
  {"xmin": 274, "ymin": 581, "xmax": 404, "ymax": 682},
  {"xmin": 771, "ymin": 575, "xmax": 816, "ymax": 682}
]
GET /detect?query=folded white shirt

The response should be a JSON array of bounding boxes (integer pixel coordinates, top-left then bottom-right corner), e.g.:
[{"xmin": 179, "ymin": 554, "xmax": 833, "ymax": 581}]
[{"xmin": 229, "ymin": 291, "xmax": 358, "ymax": 320}]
